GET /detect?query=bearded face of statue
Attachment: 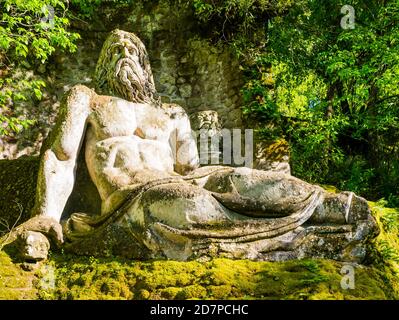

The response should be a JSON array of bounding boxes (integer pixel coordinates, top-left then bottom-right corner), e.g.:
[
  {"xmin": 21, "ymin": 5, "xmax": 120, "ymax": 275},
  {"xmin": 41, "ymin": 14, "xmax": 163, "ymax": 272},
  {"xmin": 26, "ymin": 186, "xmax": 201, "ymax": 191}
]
[{"xmin": 95, "ymin": 29, "xmax": 160, "ymax": 105}]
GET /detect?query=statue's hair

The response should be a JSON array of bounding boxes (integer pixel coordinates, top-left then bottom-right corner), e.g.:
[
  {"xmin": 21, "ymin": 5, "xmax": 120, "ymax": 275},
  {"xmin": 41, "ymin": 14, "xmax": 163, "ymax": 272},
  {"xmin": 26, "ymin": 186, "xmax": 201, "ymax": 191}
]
[{"xmin": 95, "ymin": 29, "xmax": 160, "ymax": 105}]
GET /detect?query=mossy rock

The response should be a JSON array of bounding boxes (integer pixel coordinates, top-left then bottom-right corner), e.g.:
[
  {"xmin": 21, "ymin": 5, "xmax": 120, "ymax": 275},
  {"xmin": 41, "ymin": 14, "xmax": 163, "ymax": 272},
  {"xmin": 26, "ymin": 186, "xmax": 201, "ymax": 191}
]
[
  {"xmin": 255, "ymin": 138, "xmax": 290, "ymax": 162},
  {"xmin": 0, "ymin": 246, "xmax": 397, "ymax": 300},
  {"xmin": 0, "ymin": 251, "xmax": 37, "ymax": 299},
  {"xmin": 3, "ymin": 199, "xmax": 397, "ymax": 301},
  {"xmin": 366, "ymin": 201, "xmax": 399, "ymax": 295},
  {"xmin": 0, "ymin": 157, "xmax": 40, "ymax": 236}
]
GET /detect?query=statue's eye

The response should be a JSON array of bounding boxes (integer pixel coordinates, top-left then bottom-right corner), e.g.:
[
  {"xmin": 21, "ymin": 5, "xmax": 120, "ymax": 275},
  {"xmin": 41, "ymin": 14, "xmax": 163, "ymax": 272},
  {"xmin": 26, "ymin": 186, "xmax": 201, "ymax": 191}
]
[{"xmin": 128, "ymin": 47, "xmax": 136, "ymax": 55}]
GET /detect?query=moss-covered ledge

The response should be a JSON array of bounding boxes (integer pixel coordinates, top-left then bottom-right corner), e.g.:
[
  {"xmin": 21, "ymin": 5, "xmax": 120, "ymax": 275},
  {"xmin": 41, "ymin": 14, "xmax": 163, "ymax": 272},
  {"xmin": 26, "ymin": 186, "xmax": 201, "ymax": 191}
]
[
  {"xmin": 41, "ymin": 255, "xmax": 398, "ymax": 300},
  {"xmin": 0, "ymin": 249, "xmax": 396, "ymax": 300}
]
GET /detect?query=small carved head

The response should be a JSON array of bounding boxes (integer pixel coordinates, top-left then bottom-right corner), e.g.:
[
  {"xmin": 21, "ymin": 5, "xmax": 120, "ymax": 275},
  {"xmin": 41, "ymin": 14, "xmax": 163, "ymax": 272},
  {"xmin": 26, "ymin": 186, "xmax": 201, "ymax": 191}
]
[
  {"xmin": 95, "ymin": 29, "xmax": 160, "ymax": 105},
  {"xmin": 190, "ymin": 110, "xmax": 222, "ymax": 132}
]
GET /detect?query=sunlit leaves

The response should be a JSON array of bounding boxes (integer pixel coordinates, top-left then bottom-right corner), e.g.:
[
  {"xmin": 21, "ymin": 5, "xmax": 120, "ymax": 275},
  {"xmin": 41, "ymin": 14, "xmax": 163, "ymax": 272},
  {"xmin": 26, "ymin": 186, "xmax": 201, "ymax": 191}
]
[
  {"xmin": 238, "ymin": 0, "xmax": 399, "ymax": 201},
  {"xmin": 0, "ymin": 0, "xmax": 80, "ymax": 136}
]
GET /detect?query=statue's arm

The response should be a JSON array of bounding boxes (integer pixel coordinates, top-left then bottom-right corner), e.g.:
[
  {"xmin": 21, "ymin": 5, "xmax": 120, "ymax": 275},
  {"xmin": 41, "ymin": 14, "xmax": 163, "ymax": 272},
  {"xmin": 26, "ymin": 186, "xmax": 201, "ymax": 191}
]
[
  {"xmin": 169, "ymin": 105, "xmax": 200, "ymax": 175},
  {"xmin": 32, "ymin": 85, "xmax": 94, "ymax": 222}
]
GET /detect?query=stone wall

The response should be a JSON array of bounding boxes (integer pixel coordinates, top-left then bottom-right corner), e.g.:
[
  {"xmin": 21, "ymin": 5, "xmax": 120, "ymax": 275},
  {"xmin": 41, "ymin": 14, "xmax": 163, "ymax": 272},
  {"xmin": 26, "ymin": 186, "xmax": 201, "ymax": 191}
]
[
  {"xmin": 126, "ymin": 2, "xmax": 243, "ymax": 128},
  {"xmin": 0, "ymin": 1, "xmax": 244, "ymax": 159}
]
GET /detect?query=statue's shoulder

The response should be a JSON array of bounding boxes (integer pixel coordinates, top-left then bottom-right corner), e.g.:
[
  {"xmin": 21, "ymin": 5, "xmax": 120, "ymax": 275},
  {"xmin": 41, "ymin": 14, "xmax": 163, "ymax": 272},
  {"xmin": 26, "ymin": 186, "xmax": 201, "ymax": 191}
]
[
  {"xmin": 161, "ymin": 103, "xmax": 188, "ymax": 119},
  {"xmin": 64, "ymin": 84, "xmax": 96, "ymax": 99},
  {"xmin": 60, "ymin": 85, "xmax": 97, "ymax": 111}
]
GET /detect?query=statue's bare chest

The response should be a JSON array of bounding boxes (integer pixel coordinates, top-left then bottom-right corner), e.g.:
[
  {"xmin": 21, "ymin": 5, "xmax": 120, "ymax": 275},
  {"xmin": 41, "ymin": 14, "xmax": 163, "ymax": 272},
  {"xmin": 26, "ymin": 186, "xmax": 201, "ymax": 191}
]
[{"xmin": 88, "ymin": 97, "xmax": 172, "ymax": 141}]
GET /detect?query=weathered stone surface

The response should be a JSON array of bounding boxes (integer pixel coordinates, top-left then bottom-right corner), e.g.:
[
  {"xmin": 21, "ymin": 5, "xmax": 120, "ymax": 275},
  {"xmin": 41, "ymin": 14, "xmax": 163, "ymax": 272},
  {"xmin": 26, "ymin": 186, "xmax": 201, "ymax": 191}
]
[
  {"xmin": 63, "ymin": 174, "xmax": 377, "ymax": 263},
  {"xmin": 190, "ymin": 110, "xmax": 222, "ymax": 134},
  {"xmin": 17, "ymin": 231, "xmax": 50, "ymax": 261},
  {"xmin": 253, "ymin": 139, "xmax": 291, "ymax": 174},
  {"xmin": 1, "ymin": 215, "xmax": 63, "ymax": 250},
  {"xmin": 1, "ymin": 30, "xmax": 379, "ymax": 265}
]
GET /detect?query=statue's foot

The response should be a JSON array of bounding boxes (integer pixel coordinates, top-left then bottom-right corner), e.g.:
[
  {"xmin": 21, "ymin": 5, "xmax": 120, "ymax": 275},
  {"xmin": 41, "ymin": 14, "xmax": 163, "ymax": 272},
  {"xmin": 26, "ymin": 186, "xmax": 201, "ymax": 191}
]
[{"xmin": 310, "ymin": 191, "xmax": 379, "ymax": 236}]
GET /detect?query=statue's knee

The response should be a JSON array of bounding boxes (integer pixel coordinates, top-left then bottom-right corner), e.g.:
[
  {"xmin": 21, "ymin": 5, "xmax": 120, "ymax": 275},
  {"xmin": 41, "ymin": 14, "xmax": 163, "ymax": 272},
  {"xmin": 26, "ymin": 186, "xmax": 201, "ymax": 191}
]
[
  {"xmin": 42, "ymin": 149, "xmax": 57, "ymax": 164},
  {"xmin": 67, "ymin": 84, "xmax": 94, "ymax": 98}
]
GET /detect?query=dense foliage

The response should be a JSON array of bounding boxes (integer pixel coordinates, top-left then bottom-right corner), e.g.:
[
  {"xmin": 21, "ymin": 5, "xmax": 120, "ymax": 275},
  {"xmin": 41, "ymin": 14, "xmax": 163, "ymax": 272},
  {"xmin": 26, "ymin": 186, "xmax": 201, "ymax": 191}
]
[
  {"xmin": 0, "ymin": 0, "xmax": 79, "ymax": 136},
  {"xmin": 192, "ymin": 0, "xmax": 399, "ymax": 204},
  {"xmin": 266, "ymin": 0, "xmax": 399, "ymax": 204}
]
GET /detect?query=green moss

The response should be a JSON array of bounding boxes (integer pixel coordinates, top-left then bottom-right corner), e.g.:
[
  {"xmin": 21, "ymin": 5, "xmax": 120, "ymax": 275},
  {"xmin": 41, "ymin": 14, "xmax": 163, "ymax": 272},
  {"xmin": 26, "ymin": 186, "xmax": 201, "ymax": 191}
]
[
  {"xmin": 0, "ymin": 251, "xmax": 37, "ymax": 299},
  {"xmin": 0, "ymin": 245, "xmax": 396, "ymax": 300},
  {"xmin": 159, "ymin": 287, "xmax": 182, "ymax": 299},
  {"xmin": 0, "ymin": 157, "xmax": 40, "ymax": 236},
  {"xmin": 177, "ymin": 285, "xmax": 207, "ymax": 299},
  {"xmin": 255, "ymin": 138, "xmax": 290, "ymax": 162},
  {"xmin": 320, "ymin": 184, "xmax": 340, "ymax": 194},
  {"xmin": 207, "ymin": 285, "xmax": 232, "ymax": 299},
  {"xmin": 366, "ymin": 201, "xmax": 399, "ymax": 296},
  {"xmin": 22, "ymin": 252, "xmax": 392, "ymax": 300}
]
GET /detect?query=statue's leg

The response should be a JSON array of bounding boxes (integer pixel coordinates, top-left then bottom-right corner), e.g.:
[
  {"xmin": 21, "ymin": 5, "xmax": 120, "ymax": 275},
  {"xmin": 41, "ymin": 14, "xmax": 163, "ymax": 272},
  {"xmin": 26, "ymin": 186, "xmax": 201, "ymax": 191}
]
[
  {"xmin": 200, "ymin": 167, "xmax": 321, "ymax": 218},
  {"xmin": 199, "ymin": 166, "xmax": 372, "ymax": 225},
  {"xmin": 309, "ymin": 191, "xmax": 373, "ymax": 225},
  {"xmin": 136, "ymin": 181, "xmax": 231, "ymax": 229}
]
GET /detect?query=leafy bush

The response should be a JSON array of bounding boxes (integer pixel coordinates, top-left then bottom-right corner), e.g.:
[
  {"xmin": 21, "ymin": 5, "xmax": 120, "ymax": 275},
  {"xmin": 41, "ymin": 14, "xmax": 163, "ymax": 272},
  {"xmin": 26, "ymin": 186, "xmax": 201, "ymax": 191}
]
[
  {"xmin": 69, "ymin": 0, "xmax": 136, "ymax": 18},
  {"xmin": 0, "ymin": 0, "xmax": 80, "ymax": 136},
  {"xmin": 237, "ymin": 0, "xmax": 399, "ymax": 201}
]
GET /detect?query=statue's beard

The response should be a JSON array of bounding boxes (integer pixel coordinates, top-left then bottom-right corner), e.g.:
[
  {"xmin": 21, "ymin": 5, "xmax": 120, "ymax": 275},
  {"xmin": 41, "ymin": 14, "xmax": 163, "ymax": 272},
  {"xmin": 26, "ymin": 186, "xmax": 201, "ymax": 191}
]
[{"xmin": 112, "ymin": 57, "xmax": 156, "ymax": 105}]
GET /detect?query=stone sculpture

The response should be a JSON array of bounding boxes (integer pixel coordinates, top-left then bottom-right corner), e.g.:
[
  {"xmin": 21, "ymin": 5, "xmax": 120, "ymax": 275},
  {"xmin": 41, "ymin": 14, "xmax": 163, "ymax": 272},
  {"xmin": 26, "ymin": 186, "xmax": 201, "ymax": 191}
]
[
  {"xmin": 253, "ymin": 140, "xmax": 291, "ymax": 175},
  {"xmin": 190, "ymin": 110, "xmax": 223, "ymax": 165},
  {"xmin": 3, "ymin": 30, "xmax": 378, "ymax": 263}
]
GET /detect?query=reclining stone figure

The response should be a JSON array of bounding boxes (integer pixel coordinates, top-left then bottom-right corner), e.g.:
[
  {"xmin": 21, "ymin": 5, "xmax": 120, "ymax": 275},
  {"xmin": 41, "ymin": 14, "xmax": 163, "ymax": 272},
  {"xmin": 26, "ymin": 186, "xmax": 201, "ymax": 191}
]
[{"xmin": 3, "ymin": 30, "xmax": 378, "ymax": 262}]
